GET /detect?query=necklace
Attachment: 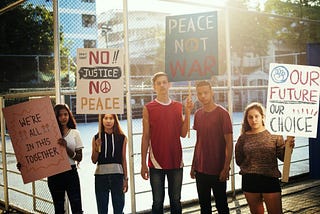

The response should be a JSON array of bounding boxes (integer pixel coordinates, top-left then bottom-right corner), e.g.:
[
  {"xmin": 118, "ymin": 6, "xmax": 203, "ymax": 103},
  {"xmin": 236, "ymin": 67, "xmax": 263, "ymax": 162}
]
[{"xmin": 63, "ymin": 128, "xmax": 70, "ymax": 137}]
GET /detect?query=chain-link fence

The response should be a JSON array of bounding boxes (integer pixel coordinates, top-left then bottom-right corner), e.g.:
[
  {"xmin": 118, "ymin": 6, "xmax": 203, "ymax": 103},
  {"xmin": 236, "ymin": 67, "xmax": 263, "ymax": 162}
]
[{"xmin": 0, "ymin": 0, "xmax": 319, "ymax": 213}]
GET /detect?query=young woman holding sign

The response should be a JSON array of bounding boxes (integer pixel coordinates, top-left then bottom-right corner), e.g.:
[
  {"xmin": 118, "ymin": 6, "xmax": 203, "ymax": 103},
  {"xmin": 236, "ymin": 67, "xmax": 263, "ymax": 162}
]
[
  {"xmin": 235, "ymin": 102, "xmax": 295, "ymax": 214},
  {"xmin": 91, "ymin": 114, "xmax": 128, "ymax": 214},
  {"xmin": 50, "ymin": 104, "xmax": 84, "ymax": 214},
  {"xmin": 17, "ymin": 104, "xmax": 83, "ymax": 213}
]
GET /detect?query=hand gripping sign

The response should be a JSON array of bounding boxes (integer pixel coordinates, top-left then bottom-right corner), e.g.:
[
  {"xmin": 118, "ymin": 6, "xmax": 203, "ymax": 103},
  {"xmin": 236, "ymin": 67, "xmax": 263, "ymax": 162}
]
[
  {"xmin": 2, "ymin": 97, "xmax": 71, "ymax": 184},
  {"xmin": 266, "ymin": 63, "xmax": 320, "ymax": 182}
]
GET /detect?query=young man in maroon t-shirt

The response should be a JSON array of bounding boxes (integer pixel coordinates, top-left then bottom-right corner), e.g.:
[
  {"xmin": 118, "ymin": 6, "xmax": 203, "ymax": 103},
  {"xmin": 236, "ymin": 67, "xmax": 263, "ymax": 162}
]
[
  {"xmin": 190, "ymin": 80, "xmax": 233, "ymax": 214},
  {"xmin": 140, "ymin": 72, "xmax": 193, "ymax": 214}
]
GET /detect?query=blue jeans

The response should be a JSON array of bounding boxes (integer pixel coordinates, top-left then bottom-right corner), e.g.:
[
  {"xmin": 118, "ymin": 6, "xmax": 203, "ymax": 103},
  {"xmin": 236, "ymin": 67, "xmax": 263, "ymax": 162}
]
[
  {"xmin": 47, "ymin": 165, "xmax": 83, "ymax": 214},
  {"xmin": 149, "ymin": 168, "xmax": 182, "ymax": 214},
  {"xmin": 95, "ymin": 174, "xmax": 124, "ymax": 214},
  {"xmin": 195, "ymin": 172, "xmax": 229, "ymax": 214}
]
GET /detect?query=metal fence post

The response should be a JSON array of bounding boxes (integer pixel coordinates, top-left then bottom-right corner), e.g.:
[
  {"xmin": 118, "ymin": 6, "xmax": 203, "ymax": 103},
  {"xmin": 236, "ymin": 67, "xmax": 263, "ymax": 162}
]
[{"xmin": 0, "ymin": 96, "xmax": 9, "ymax": 211}]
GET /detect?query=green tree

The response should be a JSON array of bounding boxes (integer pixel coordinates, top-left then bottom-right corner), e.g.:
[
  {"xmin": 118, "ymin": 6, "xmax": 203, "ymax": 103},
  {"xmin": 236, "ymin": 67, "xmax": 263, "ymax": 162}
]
[
  {"xmin": 0, "ymin": 3, "xmax": 53, "ymax": 54},
  {"xmin": 0, "ymin": 0, "xmax": 72, "ymax": 91},
  {"xmin": 264, "ymin": 0, "xmax": 320, "ymax": 54},
  {"xmin": 226, "ymin": 0, "xmax": 273, "ymax": 74}
]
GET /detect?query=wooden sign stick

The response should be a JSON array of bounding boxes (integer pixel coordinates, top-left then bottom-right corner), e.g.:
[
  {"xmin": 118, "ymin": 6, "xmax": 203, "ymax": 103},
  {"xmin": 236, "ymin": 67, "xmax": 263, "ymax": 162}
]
[{"xmin": 281, "ymin": 136, "xmax": 294, "ymax": 182}]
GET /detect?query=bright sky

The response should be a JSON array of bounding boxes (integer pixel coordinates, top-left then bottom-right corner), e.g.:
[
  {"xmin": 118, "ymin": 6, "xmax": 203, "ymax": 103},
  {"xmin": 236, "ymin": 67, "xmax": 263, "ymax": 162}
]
[
  {"xmin": 96, "ymin": 0, "xmax": 267, "ymax": 14},
  {"xmin": 96, "ymin": 0, "xmax": 226, "ymax": 14}
]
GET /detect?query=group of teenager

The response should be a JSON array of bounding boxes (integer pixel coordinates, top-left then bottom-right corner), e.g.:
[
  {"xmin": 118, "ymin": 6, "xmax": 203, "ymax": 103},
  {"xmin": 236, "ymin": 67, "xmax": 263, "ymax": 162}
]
[
  {"xmin": 140, "ymin": 72, "xmax": 294, "ymax": 214},
  {"xmin": 17, "ymin": 71, "xmax": 295, "ymax": 214}
]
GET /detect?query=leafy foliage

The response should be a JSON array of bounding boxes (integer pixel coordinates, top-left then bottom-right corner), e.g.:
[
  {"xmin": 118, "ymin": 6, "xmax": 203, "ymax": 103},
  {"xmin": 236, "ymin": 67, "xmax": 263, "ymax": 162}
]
[
  {"xmin": 224, "ymin": 0, "xmax": 274, "ymax": 74},
  {"xmin": 264, "ymin": 0, "xmax": 320, "ymax": 52},
  {"xmin": 224, "ymin": 0, "xmax": 320, "ymax": 73},
  {"xmin": 0, "ymin": 0, "xmax": 73, "ymax": 91},
  {"xmin": 0, "ymin": 2, "xmax": 54, "ymax": 54}
]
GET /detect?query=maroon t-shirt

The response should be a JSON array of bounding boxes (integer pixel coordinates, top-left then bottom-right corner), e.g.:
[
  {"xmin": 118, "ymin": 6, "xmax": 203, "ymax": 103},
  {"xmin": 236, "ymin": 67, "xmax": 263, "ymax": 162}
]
[
  {"xmin": 193, "ymin": 105, "xmax": 233, "ymax": 175},
  {"xmin": 146, "ymin": 100, "xmax": 183, "ymax": 169}
]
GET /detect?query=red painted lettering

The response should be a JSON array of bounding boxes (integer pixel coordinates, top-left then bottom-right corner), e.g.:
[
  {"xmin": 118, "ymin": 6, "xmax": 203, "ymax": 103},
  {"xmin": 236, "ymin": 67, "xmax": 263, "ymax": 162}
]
[
  {"xmin": 89, "ymin": 51, "xmax": 110, "ymax": 65},
  {"xmin": 169, "ymin": 60, "xmax": 186, "ymax": 78},
  {"xmin": 89, "ymin": 81, "xmax": 99, "ymax": 94}
]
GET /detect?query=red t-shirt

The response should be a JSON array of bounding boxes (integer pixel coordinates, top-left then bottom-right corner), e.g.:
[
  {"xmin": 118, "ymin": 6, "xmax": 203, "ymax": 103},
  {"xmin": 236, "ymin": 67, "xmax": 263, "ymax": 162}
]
[
  {"xmin": 146, "ymin": 100, "xmax": 183, "ymax": 169},
  {"xmin": 193, "ymin": 105, "xmax": 233, "ymax": 175}
]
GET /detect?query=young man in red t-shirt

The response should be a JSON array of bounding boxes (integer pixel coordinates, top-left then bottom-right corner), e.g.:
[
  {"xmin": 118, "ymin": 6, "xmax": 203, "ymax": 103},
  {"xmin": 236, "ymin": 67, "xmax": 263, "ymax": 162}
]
[
  {"xmin": 140, "ymin": 72, "xmax": 193, "ymax": 213},
  {"xmin": 190, "ymin": 80, "xmax": 233, "ymax": 214}
]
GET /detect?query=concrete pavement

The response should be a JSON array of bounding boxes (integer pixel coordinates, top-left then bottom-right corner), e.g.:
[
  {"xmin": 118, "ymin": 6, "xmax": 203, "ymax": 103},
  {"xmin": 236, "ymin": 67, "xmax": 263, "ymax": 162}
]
[
  {"xmin": 1, "ymin": 176, "xmax": 320, "ymax": 213},
  {"xmin": 180, "ymin": 176, "xmax": 320, "ymax": 214}
]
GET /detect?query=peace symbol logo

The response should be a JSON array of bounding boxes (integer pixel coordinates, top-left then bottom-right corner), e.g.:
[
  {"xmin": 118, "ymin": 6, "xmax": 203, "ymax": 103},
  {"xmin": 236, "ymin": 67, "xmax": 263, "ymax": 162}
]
[{"xmin": 100, "ymin": 81, "xmax": 111, "ymax": 93}]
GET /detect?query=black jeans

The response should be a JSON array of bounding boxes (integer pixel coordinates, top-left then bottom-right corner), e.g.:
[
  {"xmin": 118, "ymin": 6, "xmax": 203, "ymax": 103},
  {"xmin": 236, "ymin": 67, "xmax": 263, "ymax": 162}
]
[
  {"xmin": 48, "ymin": 165, "xmax": 83, "ymax": 214},
  {"xmin": 95, "ymin": 174, "xmax": 124, "ymax": 214},
  {"xmin": 149, "ymin": 168, "xmax": 183, "ymax": 214},
  {"xmin": 195, "ymin": 171, "xmax": 229, "ymax": 214}
]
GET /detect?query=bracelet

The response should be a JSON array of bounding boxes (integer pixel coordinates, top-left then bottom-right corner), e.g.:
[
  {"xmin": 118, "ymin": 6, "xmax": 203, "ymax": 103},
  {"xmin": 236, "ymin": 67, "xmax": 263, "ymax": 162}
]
[{"xmin": 72, "ymin": 152, "xmax": 76, "ymax": 159}]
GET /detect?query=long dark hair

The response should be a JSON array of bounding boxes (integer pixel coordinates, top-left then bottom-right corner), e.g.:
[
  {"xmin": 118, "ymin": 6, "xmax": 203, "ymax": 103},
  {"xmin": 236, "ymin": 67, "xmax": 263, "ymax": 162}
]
[
  {"xmin": 54, "ymin": 104, "xmax": 77, "ymax": 135},
  {"xmin": 99, "ymin": 114, "xmax": 124, "ymax": 135},
  {"xmin": 241, "ymin": 102, "xmax": 265, "ymax": 134}
]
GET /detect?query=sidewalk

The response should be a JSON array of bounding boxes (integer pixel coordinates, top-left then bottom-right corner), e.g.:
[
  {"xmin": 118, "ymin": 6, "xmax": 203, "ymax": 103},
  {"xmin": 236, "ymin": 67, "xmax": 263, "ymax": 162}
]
[
  {"xmin": 1, "ymin": 177, "xmax": 320, "ymax": 213},
  {"xmin": 179, "ymin": 176, "xmax": 320, "ymax": 214}
]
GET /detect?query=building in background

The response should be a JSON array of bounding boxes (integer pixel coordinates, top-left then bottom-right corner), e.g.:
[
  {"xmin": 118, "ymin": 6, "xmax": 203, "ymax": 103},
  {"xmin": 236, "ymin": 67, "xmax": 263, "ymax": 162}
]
[{"xmin": 30, "ymin": 0, "xmax": 97, "ymax": 56}]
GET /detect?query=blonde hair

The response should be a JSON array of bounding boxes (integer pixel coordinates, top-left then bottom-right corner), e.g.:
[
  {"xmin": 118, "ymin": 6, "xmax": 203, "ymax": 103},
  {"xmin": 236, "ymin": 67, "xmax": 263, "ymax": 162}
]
[{"xmin": 241, "ymin": 102, "xmax": 265, "ymax": 134}]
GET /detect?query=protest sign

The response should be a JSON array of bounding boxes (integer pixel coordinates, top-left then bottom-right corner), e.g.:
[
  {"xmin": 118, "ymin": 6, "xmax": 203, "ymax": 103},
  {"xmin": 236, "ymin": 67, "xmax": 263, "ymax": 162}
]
[
  {"xmin": 76, "ymin": 48, "xmax": 124, "ymax": 114},
  {"xmin": 266, "ymin": 63, "xmax": 320, "ymax": 182},
  {"xmin": 2, "ymin": 96, "xmax": 71, "ymax": 184},
  {"xmin": 266, "ymin": 63, "xmax": 320, "ymax": 138},
  {"xmin": 165, "ymin": 11, "xmax": 218, "ymax": 82}
]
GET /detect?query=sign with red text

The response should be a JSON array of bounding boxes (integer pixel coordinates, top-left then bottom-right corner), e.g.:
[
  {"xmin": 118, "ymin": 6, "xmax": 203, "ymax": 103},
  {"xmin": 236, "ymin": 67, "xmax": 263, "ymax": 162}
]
[
  {"xmin": 76, "ymin": 48, "xmax": 124, "ymax": 114},
  {"xmin": 2, "ymin": 97, "xmax": 71, "ymax": 184},
  {"xmin": 165, "ymin": 11, "xmax": 218, "ymax": 82},
  {"xmin": 266, "ymin": 63, "xmax": 320, "ymax": 137}
]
